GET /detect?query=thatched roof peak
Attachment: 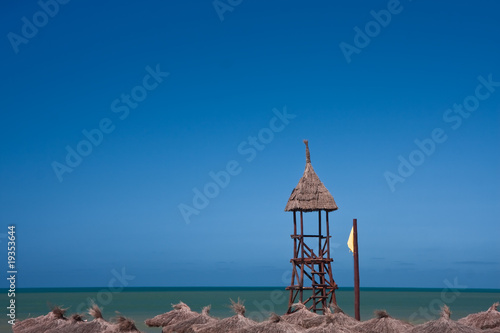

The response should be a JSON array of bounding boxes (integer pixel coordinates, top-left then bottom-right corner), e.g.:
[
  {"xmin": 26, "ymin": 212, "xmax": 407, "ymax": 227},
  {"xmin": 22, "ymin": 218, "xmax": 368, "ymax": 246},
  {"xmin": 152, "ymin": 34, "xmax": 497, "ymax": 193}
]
[
  {"xmin": 114, "ymin": 315, "xmax": 140, "ymax": 332},
  {"xmin": 375, "ymin": 310, "xmax": 390, "ymax": 319},
  {"xmin": 441, "ymin": 305, "xmax": 451, "ymax": 319},
  {"xmin": 172, "ymin": 301, "xmax": 191, "ymax": 311},
  {"xmin": 70, "ymin": 313, "xmax": 85, "ymax": 322},
  {"xmin": 201, "ymin": 305, "xmax": 211, "ymax": 315},
  {"xmin": 89, "ymin": 304, "xmax": 103, "ymax": 319},
  {"xmin": 304, "ymin": 139, "xmax": 311, "ymax": 163},
  {"xmin": 285, "ymin": 140, "xmax": 338, "ymax": 212},
  {"xmin": 230, "ymin": 298, "xmax": 246, "ymax": 316},
  {"xmin": 51, "ymin": 306, "xmax": 67, "ymax": 320},
  {"xmin": 489, "ymin": 302, "xmax": 499, "ymax": 312},
  {"xmin": 270, "ymin": 313, "xmax": 281, "ymax": 323},
  {"xmin": 291, "ymin": 302, "xmax": 307, "ymax": 310}
]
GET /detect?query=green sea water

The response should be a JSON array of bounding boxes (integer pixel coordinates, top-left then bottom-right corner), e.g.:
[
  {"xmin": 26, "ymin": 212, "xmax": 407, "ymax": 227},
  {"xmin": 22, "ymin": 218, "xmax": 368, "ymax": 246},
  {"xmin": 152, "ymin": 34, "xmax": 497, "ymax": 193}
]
[{"xmin": 2, "ymin": 287, "xmax": 499, "ymax": 333}]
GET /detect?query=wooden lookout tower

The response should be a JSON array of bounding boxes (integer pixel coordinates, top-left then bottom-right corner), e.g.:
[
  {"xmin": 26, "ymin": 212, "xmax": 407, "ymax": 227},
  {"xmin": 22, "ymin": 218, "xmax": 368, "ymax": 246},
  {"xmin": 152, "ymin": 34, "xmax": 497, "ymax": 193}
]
[{"xmin": 285, "ymin": 140, "xmax": 339, "ymax": 314}]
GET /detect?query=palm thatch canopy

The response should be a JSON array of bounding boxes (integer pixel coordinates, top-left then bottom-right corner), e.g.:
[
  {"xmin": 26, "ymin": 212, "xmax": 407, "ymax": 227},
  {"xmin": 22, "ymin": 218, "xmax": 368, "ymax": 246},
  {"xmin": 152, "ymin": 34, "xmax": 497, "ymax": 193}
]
[
  {"xmin": 409, "ymin": 305, "xmax": 481, "ymax": 333},
  {"xmin": 458, "ymin": 302, "xmax": 500, "ymax": 330},
  {"xmin": 192, "ymin": 299, "xmax": 256, "ymax": 333},
  {"xmin": 69, "ymin": 313, "xmax": 86, "ymax": 322},
  {"xmin": 304, "ymin": 319, "xmax": 352, "ymax": 333},
  {"xmin": 13, "ymin": 306, "xmax": 68, "ymax": 333},
  {"xmin": 285, "ymin": 140, "xmax": 338, "ymax": 212},
  {"xmin": 145, "ymin": 301, "xmax": 198, "ymax": 327},
  {"xmin": 238, "ymin": 313, "xmax": 305, "ymax": 333},
  {"xmin": 281, "ymin": 302, "xmax": 319, "ymax": 326},
  {"xmin": 45, "ymin": 304, "xmax": 114, "ymax": 333},
  {"xmin": 302, "ymin": 305, "xmax": 358, "ymax": 329},
  {"xmin": 103, "ymin": 316, "xmax": 143, "ymax": 333},
  {"xmin": 163, "ymin": 305, "xmax": 217, "ymax": 333},
  {"xmin": 37, "ymin": 305, "xmax": 141, "ymax": 333},
  {"xmin": 481, "ymin": 328, "xmax": 500, "ymax": 333},
  {"xmin": 44, "ymin": 313, "xmax": 86, "ymax": 333},
  {"xmin": 353, "ymin": 310, "xmax": 413, "ymax": 333}
]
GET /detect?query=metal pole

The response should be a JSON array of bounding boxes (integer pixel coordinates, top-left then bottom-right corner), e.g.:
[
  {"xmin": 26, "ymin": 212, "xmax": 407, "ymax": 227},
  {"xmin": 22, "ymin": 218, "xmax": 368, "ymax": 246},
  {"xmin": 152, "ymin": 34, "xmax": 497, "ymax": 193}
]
[{"xmin": 353, "ymin": 218, "xmax": 360, "ymax": 321}]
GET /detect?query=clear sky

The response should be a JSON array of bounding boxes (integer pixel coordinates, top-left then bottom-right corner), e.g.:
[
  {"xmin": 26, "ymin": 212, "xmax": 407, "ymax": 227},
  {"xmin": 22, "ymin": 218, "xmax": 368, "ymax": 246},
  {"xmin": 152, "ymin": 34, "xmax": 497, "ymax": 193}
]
[{"xmin": 1, "ymin": 0, "xmax": 499, "ymax": 290}]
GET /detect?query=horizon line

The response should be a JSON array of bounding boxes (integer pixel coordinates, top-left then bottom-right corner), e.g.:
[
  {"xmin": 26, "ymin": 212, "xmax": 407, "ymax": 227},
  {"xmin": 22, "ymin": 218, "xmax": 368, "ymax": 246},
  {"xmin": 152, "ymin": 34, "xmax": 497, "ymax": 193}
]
[{"xmin": 3, "ymin": 286, "xmax": 500, "ymax": 293}]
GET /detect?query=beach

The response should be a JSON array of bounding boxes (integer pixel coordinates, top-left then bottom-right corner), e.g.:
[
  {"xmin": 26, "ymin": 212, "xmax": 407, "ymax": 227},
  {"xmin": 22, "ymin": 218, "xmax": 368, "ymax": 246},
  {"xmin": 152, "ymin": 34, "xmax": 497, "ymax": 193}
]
[{"xmin": 4, "ymin": 287, "xmax": 499, "ymax": 332}]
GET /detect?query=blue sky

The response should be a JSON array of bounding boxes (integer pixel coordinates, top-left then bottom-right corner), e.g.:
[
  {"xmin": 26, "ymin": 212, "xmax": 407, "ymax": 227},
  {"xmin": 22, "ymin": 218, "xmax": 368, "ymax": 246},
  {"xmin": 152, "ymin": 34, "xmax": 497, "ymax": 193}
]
[{"xmin": 1, "ymin": 0, "xmax": 499, "ymax": 289}]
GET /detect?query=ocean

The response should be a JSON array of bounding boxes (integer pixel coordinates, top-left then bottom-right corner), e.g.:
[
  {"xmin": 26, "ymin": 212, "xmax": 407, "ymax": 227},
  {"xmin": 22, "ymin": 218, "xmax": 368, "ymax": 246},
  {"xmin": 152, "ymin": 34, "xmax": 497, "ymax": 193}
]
[{"xmin": 2, "ymin": 287, "xmax": 499, "ymax": 332}]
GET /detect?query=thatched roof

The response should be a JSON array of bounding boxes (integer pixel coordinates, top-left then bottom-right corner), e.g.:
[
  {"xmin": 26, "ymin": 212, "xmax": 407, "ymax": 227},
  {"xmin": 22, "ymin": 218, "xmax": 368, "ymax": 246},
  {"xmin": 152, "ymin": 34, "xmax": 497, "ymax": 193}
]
[
  {"xmin": 40, "ymin": 305, "xmax": 141, "ymax": 333},
  {"xmin": 482, "ymin": 328, "xmax": 500, "ymax": 333},
  {"xmin": 69, "ymin": 313, "xmax": 86, "ymax": 322},
  {"xmin": 192, "ymin": 299, "xmax": 256, "ymax": 333},
  {"xmin": 103, "ymin": 316, "xmax": 143, "ymax": 333},
  {"xmin": 353, "ymin": 310, "xmax": 413, "ymax": 333},
  {"xmin": 45, "ymin": 304, "xmax": 114, "ymax": 333},
  {"xmin": 238, "ymin": 313, "xmax": 305, "ymax": 333},
  {"xmin": 285, "ymin": 140, "xmax": 338, "ymax": 212},
  {"xmin": 408, "ymin": 305, "xmax": 481, "ymax": 333},
  {"xmin": 304, "ymin": 321, "xmax": 352, "ymax": 333},
  {"xmin": 300, "ymin": 313, "xmax": 329, "ymax": 329},
  {"xmin": 13, "ymin": 306, "xmax": 68, "ymax": 333},
  {"xmin": 302, "ymin": 305, "xmax": 358, "ymax": 329},
  {"xmin": 44, "ymin": 313, "xmax": 85, "ymax": 333},
  {"xmin": 163, "ymin": 305, "xmax": 217, "ymax": 333},
  {"xmin": 145, "ymin": 301, "xmax": 198, "ymax": 327},
  {"xmin": 458, "ymin": 302, "xmax": 500, "ymax": 329},
  {"xmin": 281, "ymin": 302, "xmax": 319, "ymax": 326}
]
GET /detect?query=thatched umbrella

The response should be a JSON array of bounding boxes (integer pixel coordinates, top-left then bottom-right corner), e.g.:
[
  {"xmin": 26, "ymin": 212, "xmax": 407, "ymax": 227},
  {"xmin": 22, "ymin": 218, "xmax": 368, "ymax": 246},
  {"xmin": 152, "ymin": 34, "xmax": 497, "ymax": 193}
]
[
  {"xmin": 103, "ymin": 315, "xmax": 143, "ymax": 333},
  {"xmin": 408, "ymin": 305, "xmax": 480, "ymax": 333},
  {"xmin": 145, "ymin": 301, "xmax": 199, "ymax": 327},
  {"xmin": 304, "ymin": 320, "xmax": 352, "ymax": 333},
  {"xmin": 301, "ymin": 305, "xmax": 358, "ymax": 329},
  {"xmin": 163, "ymin": 305, "xmax": 217, "ymax": 333},
  {"xmin": 238, "ymin": 313, "xmax": 305, "ymax": 333},
  {"xmin": 353, "ymin": 310, "xmax": 413, "ymax": 333},
  {"xmin": 458, "ymin": 302, "xmax": 500, "ymax": 330},
  {"xmin": 13, "ymin": 306, "xmax": 68, "ymax": 333},
  {"xmin": 281, "ymin": 302, "xmax": 319, "ymax": 327},
  {"xmin": 82, "ymin": 304, "xmax": 115, "ymax": 332},
  {"xmin": 45, "ymin": 304, "xmax": 114, "ymax": 333},
  {"xmin": 44, "ymin": 313, "xmax": 86, "ymax": 333},
  {"xmin": 192, "ymin": 299, "xmax": 256, "ymax": 333},
  {"xmin": 43, "ymin": 307, "xmax": 142, "ymax": 333}
]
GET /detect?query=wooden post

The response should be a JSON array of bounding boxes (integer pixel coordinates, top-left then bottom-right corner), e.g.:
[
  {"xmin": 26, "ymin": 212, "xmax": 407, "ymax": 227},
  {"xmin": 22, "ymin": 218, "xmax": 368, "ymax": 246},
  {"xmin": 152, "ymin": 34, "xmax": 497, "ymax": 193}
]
[
  {"xmin": 353, "ymin": 218, "xmax": 360, "ymax": 321},
  {"xmin": 289, "ymin": 211, "xmax": 297, "ymax": 309},
  {"xmin": 300, "ymin": 211, "xmax": 304, "ymax": 303},
  {"xmin": 318, "ymin": 211, "xmax": 322, "ymax": 258},
  {"xmin": 293, "ymin": 211, "xmax": 297, "ymax": 257},
  {"xmin": 326, "ymin": 212, "xmax": 330, "ymax": 257}
]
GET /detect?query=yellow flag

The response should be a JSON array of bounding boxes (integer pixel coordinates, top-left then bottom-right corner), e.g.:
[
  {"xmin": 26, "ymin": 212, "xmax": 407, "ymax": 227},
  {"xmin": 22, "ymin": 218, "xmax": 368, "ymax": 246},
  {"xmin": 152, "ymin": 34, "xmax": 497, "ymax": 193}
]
[{"xmin": 347, "ymin": 226, "xmax": 354, "ymax": 253}]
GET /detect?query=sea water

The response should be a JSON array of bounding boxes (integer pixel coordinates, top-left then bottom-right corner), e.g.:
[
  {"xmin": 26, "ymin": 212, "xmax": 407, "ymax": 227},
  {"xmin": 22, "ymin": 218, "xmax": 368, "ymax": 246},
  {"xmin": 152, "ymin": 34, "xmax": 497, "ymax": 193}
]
[{"xmin": 2, "ymin": 287, "xmax": 499, "ymax": 333}]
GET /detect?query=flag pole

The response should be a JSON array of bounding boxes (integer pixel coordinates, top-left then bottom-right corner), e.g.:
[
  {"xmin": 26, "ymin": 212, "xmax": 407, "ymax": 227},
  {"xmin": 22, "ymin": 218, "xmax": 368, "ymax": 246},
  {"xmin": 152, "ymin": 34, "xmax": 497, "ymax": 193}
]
[{"xmin": 353, "ymin": 218, "xmax": 360, "ymax": 321}]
